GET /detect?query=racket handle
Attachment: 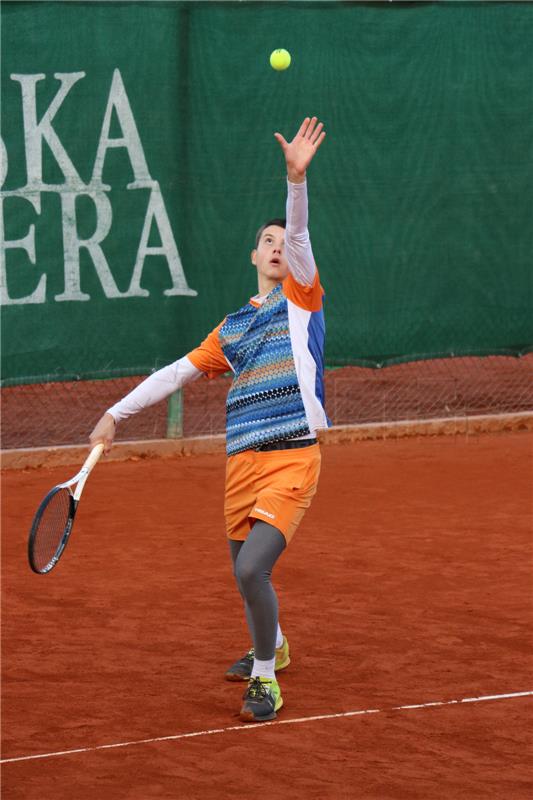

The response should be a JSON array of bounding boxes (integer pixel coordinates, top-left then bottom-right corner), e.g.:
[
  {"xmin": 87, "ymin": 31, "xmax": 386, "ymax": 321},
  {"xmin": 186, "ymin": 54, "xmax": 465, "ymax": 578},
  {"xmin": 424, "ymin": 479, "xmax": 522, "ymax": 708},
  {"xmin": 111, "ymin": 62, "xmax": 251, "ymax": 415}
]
[
  {"xmin": 72, "ymin": 442, "xmax": 105, "ymax": 501},
  {"xmin": 83, "ymin": 442, "xmax": 105, "ymax": 472}
]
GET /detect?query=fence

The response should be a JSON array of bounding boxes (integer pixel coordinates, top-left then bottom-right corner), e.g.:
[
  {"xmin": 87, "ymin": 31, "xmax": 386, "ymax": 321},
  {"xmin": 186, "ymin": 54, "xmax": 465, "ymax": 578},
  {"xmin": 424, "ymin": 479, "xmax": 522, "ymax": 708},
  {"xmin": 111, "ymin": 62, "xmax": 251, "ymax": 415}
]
[
  {"xmin": 2, "ymin": 354, "xmax": 532, "ymax": 451},
  {"xmin": 2, "ymin": 2, "xmax": 532, "ymax": 454}
]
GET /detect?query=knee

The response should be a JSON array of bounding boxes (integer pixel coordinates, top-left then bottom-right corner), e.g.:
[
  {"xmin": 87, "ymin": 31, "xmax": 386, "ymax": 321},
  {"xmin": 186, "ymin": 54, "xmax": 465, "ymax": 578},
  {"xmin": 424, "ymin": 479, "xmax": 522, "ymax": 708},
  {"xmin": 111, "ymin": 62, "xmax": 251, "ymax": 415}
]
[{"xmin": 235, "ymin": 558, "xmax": 269, "ymax": 598}]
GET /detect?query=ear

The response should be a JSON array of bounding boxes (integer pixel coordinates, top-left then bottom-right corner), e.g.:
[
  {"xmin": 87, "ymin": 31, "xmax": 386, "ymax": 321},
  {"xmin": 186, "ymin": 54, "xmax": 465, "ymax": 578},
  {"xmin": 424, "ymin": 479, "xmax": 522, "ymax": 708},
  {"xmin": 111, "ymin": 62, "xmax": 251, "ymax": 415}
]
[{"xmin": 251, "ymin": 249, "xmax": 257, "ymax": 266}]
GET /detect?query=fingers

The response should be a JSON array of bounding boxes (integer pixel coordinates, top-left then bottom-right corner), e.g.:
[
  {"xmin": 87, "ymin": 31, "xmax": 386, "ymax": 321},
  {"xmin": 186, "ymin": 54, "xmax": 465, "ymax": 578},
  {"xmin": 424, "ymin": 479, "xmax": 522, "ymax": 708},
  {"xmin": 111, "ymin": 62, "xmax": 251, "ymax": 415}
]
[
  {"xmin": 297, "ymin": 117, "xmax": 311, "ymax": 138},
  {"xmin": 90, "ymin": 435, "xmax": 113, "ymax": 456},
  {"xmin": 299, "ymin": 116, "xmax": 326, "ymax": 145},
  {"xmin": 279, "ymin": 118, "xmax": 326, "ymax": 147},
  {"xmin": 89, "ymin": 413, "xmax": 115, "ymax": 455},
  {"xmin": 89, "ymin": 434, "xmax": 107, "ymax": 454},
  {"xmin": 314, "ymin": 130, "xmax": 326, "ymax": 151},
  {"xmin": 309, "ymin": 121, "xmax": 324, "ymax": 145},
  {"xmin": 102, "ymin": 436, "xmax": 114, "ymax": 456},
  {"xmin": 89, "ymin": 435, "xmax": 103, "ymax": 453}
]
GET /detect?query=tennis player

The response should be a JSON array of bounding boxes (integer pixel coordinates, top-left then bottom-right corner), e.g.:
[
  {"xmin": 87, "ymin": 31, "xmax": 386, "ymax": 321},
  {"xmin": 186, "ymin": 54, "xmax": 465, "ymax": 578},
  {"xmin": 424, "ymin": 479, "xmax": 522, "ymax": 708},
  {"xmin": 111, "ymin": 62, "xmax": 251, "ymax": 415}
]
[{"xmin": 89, "ymin": 116, "xmax": 328, "ymax": 723}]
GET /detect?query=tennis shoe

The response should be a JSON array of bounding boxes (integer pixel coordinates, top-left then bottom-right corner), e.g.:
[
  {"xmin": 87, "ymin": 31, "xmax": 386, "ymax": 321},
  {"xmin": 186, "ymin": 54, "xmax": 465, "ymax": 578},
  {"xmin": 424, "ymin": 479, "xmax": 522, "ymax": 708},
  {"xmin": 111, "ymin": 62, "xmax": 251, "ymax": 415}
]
[
  {"xmin": 240, "ymin": 676, "xmax": 283, "ymax": 722},
  {"xmin": 225, "ymin": 648, "xmax": 254, "ymax": 681},
  {"xmin": 224, "ymin": 636, "xmax": 290, "ymax": 681}
]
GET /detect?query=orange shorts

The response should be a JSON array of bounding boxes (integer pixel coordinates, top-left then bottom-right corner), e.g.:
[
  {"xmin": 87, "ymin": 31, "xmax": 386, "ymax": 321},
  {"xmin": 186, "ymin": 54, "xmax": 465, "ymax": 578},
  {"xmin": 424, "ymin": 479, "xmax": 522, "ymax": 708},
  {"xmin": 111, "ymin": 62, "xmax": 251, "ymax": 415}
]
[{"xmin": 224, "ymin": 443, "xmax": 321, "ymax": 544}]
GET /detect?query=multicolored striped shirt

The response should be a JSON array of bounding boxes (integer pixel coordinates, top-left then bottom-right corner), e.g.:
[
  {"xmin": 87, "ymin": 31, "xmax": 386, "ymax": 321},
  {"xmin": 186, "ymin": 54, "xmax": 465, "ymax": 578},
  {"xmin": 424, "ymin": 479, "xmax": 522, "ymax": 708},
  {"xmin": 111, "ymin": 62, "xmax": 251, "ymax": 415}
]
[{"xmin": 187, "ymin": 270, "xmax": 329, "ymax": 456}]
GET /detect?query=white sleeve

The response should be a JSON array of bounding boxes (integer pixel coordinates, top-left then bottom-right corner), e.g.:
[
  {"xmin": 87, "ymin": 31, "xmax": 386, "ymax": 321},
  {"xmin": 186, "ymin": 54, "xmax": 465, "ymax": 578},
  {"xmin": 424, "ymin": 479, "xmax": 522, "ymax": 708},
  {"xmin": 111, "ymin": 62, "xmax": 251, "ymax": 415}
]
[
  {"xmin": 285, "ymin": 178, "xmax": 317, "ymax": 286},
  {"xmin": 107, "ymin": 356, "xmax": 202, "ymax": 423}
]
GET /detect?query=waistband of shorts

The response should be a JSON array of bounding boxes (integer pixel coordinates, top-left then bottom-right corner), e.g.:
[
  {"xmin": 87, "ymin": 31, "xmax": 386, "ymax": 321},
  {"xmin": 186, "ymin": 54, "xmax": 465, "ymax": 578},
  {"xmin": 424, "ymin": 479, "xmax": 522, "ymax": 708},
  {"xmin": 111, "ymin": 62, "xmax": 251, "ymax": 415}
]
[{"xmin": 253, "ymin": 438, "xmax": 318, "ymax": 452}]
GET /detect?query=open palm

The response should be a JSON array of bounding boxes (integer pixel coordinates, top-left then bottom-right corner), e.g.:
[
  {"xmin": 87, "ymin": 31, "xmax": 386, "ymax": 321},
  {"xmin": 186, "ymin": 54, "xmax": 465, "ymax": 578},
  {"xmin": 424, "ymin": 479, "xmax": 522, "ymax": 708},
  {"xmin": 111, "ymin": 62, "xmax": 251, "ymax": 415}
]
[{"xmin": 274, "ymin": 117, "xmax": 326, "ymax": 178}]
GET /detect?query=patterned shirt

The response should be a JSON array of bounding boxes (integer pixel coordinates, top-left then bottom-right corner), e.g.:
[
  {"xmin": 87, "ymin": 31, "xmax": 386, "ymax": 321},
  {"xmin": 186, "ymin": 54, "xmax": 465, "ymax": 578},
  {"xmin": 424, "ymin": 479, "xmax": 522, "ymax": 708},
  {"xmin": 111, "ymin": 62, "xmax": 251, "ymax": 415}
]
[{"xmin": 187, "ymin": 270, "xmax": 329, "ymax": 455}]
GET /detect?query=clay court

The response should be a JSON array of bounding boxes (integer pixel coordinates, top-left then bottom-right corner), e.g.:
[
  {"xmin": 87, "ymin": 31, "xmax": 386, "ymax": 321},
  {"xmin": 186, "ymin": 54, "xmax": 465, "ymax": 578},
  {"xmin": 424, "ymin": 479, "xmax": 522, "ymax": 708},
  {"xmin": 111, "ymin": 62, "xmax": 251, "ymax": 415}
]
[
  {"xmin": 2, "ymin": 431, "xmax": 532, "ymax": 799},
  {"xmin": 3, "ymin": 1, "xmax": 533, "ymax": 797}
]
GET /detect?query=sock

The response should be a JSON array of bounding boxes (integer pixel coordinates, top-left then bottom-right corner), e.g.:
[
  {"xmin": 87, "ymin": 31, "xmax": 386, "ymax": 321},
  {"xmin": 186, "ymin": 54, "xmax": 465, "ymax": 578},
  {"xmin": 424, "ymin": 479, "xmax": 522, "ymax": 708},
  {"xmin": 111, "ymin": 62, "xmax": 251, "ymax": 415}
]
[
  {"xmin": 276, "ymin": 624, "xmax": 284, "ymax": 649},
  {"xmin": 251, "ymin": 657, "xmax": 276, "ymax": 680}
]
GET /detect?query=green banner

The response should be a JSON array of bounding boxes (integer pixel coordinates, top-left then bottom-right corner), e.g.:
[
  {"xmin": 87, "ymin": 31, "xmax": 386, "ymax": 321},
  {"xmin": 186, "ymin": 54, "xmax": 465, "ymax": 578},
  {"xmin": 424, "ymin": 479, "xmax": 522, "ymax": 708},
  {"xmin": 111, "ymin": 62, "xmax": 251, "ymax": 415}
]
[{"xmin": 2, "ymin": 1, "xmax": 532, "ymax": 383}]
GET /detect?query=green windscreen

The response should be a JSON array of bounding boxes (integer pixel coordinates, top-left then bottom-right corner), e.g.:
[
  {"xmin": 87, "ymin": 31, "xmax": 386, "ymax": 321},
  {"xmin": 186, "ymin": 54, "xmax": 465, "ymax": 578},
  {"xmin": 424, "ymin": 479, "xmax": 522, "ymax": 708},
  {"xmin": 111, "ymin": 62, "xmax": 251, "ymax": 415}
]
[{"xmin": 2, "ymin": 0, "xmax": 532, "ymax": 384}]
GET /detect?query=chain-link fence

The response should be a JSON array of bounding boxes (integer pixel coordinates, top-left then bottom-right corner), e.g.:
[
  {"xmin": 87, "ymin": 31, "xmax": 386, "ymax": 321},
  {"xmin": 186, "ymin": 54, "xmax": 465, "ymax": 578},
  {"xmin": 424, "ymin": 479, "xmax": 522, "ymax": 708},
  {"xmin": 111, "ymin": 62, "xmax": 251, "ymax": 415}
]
[{"xmin": 2, "ymin": 354, "xmax": 531, "ymax": 451}]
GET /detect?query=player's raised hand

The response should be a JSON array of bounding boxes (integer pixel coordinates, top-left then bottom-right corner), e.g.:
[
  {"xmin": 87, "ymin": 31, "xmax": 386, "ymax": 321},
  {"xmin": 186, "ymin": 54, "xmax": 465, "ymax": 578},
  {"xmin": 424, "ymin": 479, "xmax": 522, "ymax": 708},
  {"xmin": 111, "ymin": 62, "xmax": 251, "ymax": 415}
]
[{"xmin": 274, "ymin": 117, "xmax": 326, "ymax": 183}]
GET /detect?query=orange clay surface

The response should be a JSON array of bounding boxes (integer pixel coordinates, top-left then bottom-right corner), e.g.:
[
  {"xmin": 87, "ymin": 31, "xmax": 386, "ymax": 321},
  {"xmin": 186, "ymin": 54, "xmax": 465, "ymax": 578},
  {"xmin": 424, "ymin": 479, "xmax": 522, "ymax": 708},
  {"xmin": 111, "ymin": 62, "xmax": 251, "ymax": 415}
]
[{"xmin": 2, "ymin": 433, "xmax": 532, "ymax": 799}]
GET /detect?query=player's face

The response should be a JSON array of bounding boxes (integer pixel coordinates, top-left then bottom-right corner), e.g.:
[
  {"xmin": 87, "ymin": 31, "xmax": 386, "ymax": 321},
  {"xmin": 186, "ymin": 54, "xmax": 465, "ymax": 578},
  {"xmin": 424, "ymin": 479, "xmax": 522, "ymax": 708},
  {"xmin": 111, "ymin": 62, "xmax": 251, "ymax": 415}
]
[{"xmin": 251, "ymin": 226, "xmax": 289, "ymax": 286}]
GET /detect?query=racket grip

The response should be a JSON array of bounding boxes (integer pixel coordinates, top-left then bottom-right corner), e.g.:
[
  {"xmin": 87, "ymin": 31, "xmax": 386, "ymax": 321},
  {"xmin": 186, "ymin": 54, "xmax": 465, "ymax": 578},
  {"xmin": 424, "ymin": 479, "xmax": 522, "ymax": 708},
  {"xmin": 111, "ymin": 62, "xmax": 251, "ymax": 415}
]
[{"xmin": 83, "ymin": 442, "xmax": 105, "ymax": 472}]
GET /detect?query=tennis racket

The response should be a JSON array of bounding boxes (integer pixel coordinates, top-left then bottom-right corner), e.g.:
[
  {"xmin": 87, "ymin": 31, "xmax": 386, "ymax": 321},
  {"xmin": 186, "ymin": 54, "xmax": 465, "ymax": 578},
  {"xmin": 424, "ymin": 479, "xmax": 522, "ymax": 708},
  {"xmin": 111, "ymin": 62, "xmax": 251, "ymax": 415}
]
[{"xmin": 28, "ymin": 443, "xmax": 104, "ymax": 574}]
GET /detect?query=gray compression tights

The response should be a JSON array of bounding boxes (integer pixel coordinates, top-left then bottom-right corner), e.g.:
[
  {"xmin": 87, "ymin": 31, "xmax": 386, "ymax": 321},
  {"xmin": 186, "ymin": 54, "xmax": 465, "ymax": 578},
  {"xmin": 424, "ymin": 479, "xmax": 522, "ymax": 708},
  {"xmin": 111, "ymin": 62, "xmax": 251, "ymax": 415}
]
[{"xmin": 228, "ymin": 521, "xmax": 287, "ymax": 661}]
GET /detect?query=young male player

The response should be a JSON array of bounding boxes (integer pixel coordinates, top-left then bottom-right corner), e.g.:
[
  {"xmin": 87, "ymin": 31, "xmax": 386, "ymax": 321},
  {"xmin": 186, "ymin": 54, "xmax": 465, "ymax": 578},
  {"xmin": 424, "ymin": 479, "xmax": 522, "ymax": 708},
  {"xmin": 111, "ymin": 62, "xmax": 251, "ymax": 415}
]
[{"xmin": 90, "ymin": 116, "xmax": 328, "ymax": 723}]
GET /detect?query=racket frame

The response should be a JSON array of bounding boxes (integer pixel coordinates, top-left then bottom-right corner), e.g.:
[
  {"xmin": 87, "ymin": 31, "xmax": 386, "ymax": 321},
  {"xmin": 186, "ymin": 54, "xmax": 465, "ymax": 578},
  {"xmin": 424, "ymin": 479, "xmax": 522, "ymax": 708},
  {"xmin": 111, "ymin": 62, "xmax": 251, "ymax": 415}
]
[
  {"xmin": 28, "ymin": 443, "xmax": 104, "ymax": 574},
  {"xmin": 28, "ymin": 487, "xmax": 76, "ymax": 574}
]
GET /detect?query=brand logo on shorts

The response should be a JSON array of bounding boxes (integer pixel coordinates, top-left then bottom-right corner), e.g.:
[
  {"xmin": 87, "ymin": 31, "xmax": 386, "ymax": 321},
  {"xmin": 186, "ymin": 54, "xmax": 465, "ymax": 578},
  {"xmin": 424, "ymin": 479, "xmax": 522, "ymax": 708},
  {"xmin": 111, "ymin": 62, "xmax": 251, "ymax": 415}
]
[{"xmin": 254, "ymin": 507, "xmax": 275, "ymax": 520}]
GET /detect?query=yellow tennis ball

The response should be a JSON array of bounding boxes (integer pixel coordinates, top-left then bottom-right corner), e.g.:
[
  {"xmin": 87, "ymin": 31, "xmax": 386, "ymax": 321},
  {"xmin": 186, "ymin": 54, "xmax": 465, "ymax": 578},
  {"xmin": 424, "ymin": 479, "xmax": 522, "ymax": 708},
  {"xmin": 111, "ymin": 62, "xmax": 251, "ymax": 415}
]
[{"xmin": 270, "ymin": 49, "xmax": 291, "ymax": 71}]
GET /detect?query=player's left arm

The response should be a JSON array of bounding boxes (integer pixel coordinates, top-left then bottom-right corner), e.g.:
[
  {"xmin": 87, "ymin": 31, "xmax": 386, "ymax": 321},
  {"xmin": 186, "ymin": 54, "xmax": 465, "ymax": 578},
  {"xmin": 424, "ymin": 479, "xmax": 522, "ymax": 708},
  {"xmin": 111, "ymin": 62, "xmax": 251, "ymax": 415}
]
[{"xmin": 274, "ymin": 117, "xmax": 326, "ymax": 287}]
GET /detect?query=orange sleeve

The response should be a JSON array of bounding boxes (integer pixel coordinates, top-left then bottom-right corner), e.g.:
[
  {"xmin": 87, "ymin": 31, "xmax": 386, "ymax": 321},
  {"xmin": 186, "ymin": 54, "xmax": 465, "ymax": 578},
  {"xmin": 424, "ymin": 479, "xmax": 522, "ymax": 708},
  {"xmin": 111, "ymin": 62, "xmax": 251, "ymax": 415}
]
[
  {"xmin": 186, "ymin": 320, "xmax": 230, "ymax": 378},
  {"xmin": 282, "ymin": 268, "xmax": 324, "ymax": 312}
]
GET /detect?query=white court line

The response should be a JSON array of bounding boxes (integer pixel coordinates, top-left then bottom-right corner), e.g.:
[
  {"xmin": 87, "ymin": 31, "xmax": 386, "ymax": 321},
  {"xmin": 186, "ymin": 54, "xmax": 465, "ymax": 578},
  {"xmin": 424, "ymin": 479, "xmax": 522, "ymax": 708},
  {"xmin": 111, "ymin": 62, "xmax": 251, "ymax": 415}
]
[{"xmin": 2, "ymin": 690, "xmax": 532, "ymax": 765}]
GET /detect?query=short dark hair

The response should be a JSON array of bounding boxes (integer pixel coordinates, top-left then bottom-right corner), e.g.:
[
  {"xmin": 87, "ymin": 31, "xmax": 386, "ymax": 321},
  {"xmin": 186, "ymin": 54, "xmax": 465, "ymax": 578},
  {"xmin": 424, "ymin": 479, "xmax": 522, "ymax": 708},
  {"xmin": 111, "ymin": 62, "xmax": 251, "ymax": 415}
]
[{"xmin": 255, "ymin": 218, "xmax": 286, "ymax": 248}]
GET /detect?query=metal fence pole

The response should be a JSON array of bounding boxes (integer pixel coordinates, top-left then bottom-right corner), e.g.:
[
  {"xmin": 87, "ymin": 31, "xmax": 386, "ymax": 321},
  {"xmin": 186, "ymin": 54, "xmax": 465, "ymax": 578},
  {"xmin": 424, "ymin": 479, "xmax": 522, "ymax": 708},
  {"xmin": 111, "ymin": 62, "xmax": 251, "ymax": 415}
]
[{"xmin": 167, "ymin": 389, "xmax": 183, "ymax": 439}]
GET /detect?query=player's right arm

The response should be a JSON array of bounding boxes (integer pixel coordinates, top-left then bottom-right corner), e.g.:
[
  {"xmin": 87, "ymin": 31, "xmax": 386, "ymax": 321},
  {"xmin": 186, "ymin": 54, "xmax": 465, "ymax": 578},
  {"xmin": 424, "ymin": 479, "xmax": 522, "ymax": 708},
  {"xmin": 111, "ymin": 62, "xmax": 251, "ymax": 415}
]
[{"xmin": 89, "ymin": 321, "xmax": 229, "ymax": 453}]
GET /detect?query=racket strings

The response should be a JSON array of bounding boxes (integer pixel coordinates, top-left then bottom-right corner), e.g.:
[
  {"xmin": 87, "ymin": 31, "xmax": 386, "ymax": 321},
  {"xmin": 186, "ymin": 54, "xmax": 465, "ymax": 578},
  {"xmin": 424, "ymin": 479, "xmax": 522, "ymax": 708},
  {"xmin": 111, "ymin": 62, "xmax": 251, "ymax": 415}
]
[{"xmin": 32, "ymin": 488, "xmax": 72, "ymax": 571}]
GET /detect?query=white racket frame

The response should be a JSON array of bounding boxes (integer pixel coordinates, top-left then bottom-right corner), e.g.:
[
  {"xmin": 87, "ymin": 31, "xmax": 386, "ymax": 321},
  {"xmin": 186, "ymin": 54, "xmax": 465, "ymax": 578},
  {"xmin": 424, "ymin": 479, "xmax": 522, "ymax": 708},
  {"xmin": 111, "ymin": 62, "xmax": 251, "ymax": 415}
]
[
  {"xmin": 57, "ymin": 443, "xmax": 105, "ymax": 500},
  {"xmin": 28, "ymin": 443, "xmax": 105, "ymax": 574}
]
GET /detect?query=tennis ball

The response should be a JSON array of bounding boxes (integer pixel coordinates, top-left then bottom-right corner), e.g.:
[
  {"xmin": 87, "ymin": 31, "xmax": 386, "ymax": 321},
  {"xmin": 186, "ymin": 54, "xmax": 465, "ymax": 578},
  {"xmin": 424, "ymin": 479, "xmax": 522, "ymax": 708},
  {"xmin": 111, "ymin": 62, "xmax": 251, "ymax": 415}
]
[{"xmin": 270, "ymin": 49, "xmax": 291, "ymax": 71}]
